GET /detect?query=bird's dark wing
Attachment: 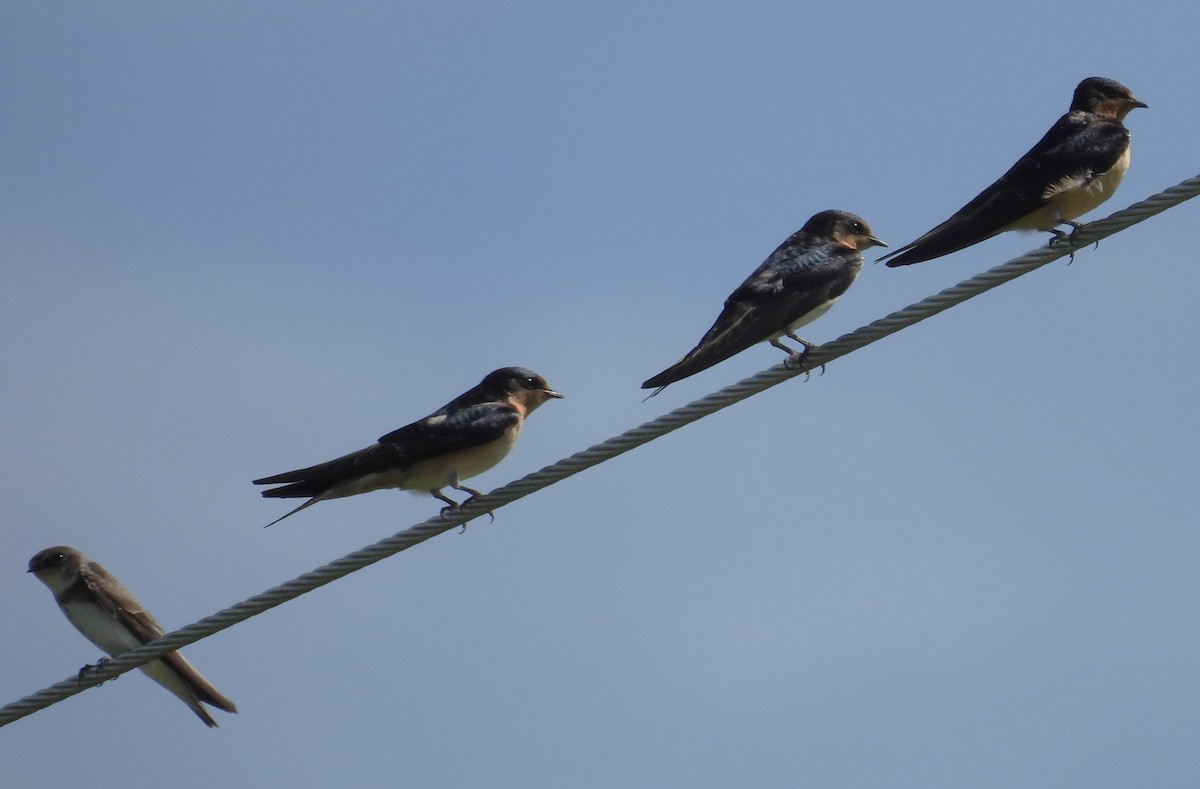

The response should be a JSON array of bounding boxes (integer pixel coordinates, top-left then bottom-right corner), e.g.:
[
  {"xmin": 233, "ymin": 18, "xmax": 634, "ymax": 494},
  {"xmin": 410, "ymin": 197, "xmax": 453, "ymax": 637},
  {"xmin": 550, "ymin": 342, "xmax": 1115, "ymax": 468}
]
[
  {"xmin": 883, "ymin": 113, "xmax": 1131, "ymax": 267},
  {"xmin": 253, "ymin": 403, "xmax": 519, "ymax": 498},
  {"xmin": 643, "ymin": 246, "xmax": 853, "ymax": 389},
  {"xmin": 375, "ymin": 401, "xmax": 518, "ymax": 459}
]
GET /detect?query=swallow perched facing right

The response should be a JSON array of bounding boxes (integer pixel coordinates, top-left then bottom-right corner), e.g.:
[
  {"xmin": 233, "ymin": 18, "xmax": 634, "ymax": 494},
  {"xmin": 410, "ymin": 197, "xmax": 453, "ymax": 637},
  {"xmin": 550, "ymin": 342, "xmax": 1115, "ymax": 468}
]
[
  {"xmin": 880, "ymin": 77, "xmax": 1147, "ymax": 267},
  {"xmin": 254, "ymin": 367, "xmax": 562, "ymax": 526},
  {"xmin": 28, "ymin": 546, "xmax": 238, "ymax": 728},
  {"xmin": 642, "ymin": 210, "xmax": 885, "ymax": 395}
]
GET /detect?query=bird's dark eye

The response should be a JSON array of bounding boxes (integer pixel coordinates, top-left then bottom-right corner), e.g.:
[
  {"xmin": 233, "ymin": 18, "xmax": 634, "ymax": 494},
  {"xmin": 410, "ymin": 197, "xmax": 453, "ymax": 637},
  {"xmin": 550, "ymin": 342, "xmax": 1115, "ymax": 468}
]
[
  {"xmin": 851, "ymin": 221, "xmax": 864, "ymax": 234},
  {"xmin": 525, "ymin": 377, "xmax": 538, "ymax": 389}
]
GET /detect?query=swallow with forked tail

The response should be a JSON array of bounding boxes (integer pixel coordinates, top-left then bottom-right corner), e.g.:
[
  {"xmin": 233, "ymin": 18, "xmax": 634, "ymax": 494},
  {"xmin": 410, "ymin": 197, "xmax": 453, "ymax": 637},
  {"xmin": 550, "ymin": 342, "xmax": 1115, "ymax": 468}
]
[
  {"xmin": 254, "ymin": 367, "xmax": 562, "ymax": 526},
  {"xmin": 642, "ymin": 210, "xmax": 885, "ymax": 395},
  {"xmin": 881, "ymin": 77, "xmax": 1146, "ymax": 267}
]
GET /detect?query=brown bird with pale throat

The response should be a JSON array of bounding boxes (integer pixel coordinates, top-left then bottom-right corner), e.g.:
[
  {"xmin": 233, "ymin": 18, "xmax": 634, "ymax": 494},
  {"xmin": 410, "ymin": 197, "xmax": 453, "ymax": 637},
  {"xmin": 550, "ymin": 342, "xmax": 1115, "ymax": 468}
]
[{"xmin": 28, "ymin": 546, "xmax": 237, "ymax": 728}]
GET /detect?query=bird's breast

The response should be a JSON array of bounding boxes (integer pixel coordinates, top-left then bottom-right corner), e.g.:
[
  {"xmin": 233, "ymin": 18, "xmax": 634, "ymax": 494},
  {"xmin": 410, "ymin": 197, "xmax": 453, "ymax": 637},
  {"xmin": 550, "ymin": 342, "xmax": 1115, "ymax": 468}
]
[
  {"xmin": 62, "ymin": 600, "xmax": 142, "ymax": 655},
  {"xmin": 401, "ymin": 425, "xmax": 523, "ymax": 492},
  {"xmin": 782, "ymin": 298, "xmax": 837, "ymax": 335},
  {"xmin": 1024, "ymin": 145, "xmax": 1131, "ymax": 229}
]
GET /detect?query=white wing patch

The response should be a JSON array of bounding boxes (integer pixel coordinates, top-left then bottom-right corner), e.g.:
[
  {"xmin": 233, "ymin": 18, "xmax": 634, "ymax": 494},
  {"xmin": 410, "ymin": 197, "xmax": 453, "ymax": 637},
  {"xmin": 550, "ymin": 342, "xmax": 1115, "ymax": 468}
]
[{"xmin": 1042, "ymin": 170, "xmax": 1094, "ymax": 201}]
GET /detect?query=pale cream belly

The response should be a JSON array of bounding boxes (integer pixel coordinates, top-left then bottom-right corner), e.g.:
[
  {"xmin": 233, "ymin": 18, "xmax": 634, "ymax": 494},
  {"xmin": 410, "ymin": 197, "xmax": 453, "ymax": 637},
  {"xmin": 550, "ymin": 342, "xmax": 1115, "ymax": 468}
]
[
  {"xmin": 326, "ymin": 427, "xmax": 522, "ymax": 498},
  {"xmin": 62, "ymin": 600, "xmax": 197, "ymax": 703},
  {"xmin": 772, "ymin": 298, "xmax": 837, "ymax": 340},
  {"xmin": 1007, "ymin": 147, "xmax": 1130, "ymax": 231},
  {"xmin": 63, "ymin": 600, "xmax": 142, "ymax": 655}
]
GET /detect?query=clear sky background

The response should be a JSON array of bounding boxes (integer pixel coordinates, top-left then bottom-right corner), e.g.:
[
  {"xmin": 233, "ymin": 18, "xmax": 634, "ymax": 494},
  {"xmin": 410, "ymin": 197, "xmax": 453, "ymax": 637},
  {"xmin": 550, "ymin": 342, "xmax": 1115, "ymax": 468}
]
[{"xmin": 3, "ymin": 3, "xmax": 1198, "ymax": 787}]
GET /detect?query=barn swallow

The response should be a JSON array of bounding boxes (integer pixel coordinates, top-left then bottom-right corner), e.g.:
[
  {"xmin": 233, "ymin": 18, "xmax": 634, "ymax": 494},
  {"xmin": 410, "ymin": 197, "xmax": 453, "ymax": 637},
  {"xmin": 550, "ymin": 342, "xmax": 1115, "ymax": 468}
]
[
  {"xmin": 642, "ymin": 210, "xmax": 885, "ymax": 395},
  {"xmin": 253, "ymin": 367, "xmax": 562, "ymax": 526},
  {"xmin": 27, "ymin": 546, "xmax": 238, "ymax": 728},
  {"xmin": 880, "ymin": 77, "xmax": 1147, "ymax": 267}
]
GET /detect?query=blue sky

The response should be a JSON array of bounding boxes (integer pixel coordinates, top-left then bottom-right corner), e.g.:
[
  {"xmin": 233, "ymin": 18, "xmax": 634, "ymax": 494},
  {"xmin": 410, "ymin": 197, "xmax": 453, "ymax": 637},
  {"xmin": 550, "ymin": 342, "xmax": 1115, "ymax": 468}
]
[{"xmin": 3, "ymin": 3, "xmax": 1198, "ymax": 787}]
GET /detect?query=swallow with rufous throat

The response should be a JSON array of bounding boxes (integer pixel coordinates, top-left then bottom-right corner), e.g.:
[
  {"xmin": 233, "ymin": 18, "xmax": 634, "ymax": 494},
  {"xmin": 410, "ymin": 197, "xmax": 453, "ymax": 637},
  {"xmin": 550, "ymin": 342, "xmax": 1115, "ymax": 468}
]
[
  {"xmin": 880, "ymin": 77, "xmax": 1146, "ymax": 267},
  {"xmin": 642, "ymin": 210, "xmax": 885, "ymax": 396},
  {"xmin": 254, "ymin": 367, "xmax": 563, "ymax": 526},
  {"xmin": 28, "ymin": 546, "xmax": 237, "ymax": 728}
]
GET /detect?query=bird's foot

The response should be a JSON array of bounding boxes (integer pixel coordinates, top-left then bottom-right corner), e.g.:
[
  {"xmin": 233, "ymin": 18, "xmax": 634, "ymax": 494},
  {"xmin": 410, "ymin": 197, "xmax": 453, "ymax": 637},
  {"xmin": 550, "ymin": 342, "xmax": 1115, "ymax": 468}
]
[
  {"xmin": 436, "ymin": 491, "xmax": 465, "ymax": 530},
  {"xmin": 451, "ymin": 483, "xmax": 494, "ymax": 525},
  {"xmin": 1065, "ymin": 219, "xmax": 1087, "ymax": 241},
  {"xmin": 1047, "ymin": 227, "xmax": 1071, "ymax": 248},
  {"xmin": 438, "ymin": 493, "xmax": 494, "ymax": 532},
  {"xmin": 77, "ymin": 657, "xmax": 111, "ymax": 687},
  {"xmin": 461, "ymin": 495, "xmax": 496, "ymax": 525},
  {"xmin": 1064, "ymin": 221, "xmax": 1087, "ymax": 261},
  {"xmin": 1065, "ymin": 220, "xmax": 1101, "ymax": 252},
  {"xmin": 775, "ymin": 335, "xmax": 823, "ymax": 380},
  {"xmin": 783, "ymin": 345, "xmax": 824, "ymax": 380},
  {"xmin": 1048, "ymin": 222, "xmax": 1098, "ymax": 262},
  {"xmin": 438, "ymin": 503, "xmax": 472, "ymax": 533},
  {"xmin": 1047, "ymin": 229, "xmax": 1077, "ymax": 263}
]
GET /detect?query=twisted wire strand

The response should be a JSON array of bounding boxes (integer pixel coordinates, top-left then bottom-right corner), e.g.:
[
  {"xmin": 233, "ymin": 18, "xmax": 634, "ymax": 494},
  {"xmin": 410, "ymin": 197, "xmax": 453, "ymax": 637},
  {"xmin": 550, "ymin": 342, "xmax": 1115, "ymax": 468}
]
[{"xmin": 2, "ymin": 174, "xmax": 1197, "ymax": 728}]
